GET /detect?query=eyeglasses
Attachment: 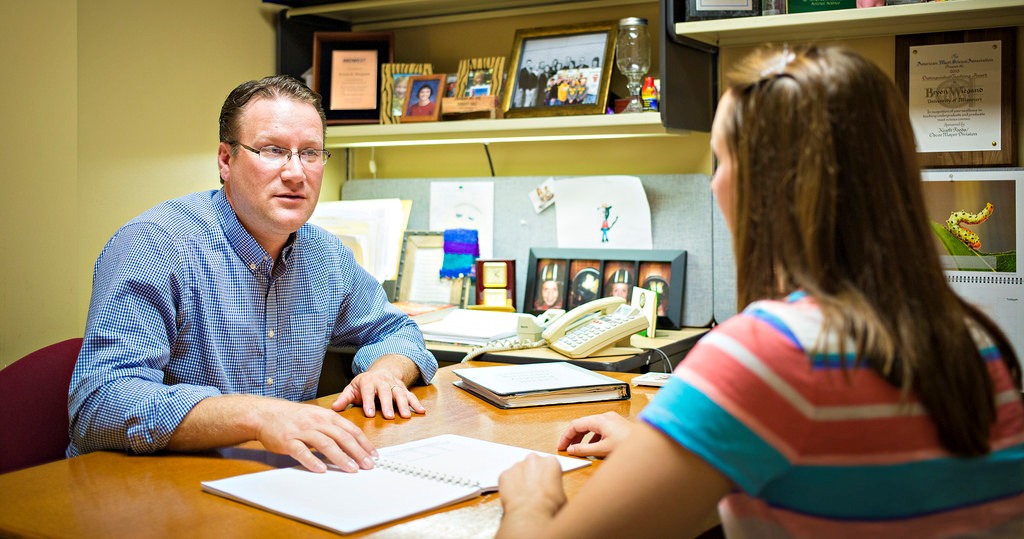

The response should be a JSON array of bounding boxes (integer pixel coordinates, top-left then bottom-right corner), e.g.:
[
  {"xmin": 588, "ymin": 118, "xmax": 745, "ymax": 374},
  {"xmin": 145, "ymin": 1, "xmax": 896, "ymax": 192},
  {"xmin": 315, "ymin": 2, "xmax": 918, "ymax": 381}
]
[{"xmin": 231, "ymin": 142, "xmax": 331, "ymax": 167}]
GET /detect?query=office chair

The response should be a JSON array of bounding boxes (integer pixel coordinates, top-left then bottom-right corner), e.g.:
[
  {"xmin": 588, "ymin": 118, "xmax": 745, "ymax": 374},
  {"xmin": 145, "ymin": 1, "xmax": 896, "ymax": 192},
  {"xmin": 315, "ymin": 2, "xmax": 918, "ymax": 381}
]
[{"xmin": 0, "ymin": 338, "xmax": 82, "ymax": 474}]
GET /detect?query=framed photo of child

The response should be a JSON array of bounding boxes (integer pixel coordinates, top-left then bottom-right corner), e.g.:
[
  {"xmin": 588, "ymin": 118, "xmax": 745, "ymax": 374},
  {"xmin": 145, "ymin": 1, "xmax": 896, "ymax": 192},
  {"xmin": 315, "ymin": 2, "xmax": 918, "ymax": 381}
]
[{"xmin": 400, "ymin": 74, "xmax": 446, "ymax": 123}]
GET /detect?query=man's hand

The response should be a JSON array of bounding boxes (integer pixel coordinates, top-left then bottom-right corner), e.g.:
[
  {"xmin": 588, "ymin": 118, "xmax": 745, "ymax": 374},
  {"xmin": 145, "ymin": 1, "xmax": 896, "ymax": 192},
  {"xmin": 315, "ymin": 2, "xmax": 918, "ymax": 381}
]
[
  {"xmin": 556, "ymin": 411, "xmax": 634, "ymax": 458},
  {"xmin": 167, "ymin": 394, "xmax": 377, "ymax": 474},
  {"xmin": 331, "ymin": 354, "xmax": 425, "ymax": 419},
  {"xmin": 254, "ymin": 399, "xmax": 378, "ymax": 473}
]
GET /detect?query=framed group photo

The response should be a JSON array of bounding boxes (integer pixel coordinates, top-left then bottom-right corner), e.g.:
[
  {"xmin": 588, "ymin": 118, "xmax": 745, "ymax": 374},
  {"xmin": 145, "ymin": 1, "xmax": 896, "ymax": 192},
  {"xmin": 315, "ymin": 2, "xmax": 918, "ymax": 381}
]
[
  {"xmin": 379, "ymin": 63, "xmax": 433, "ymax": 124},
  {"xmin": 312, "ymin": 31, "xmax": 394, "ymax": 125},
  {"xmin": 400, "ymin": 74, "xmax": 447, "ymax": 123},
  {"xmin": 524, "ymin": 248, "xmax": 687, "ymax": 329},
  {"xmin": 501, "ymin": 21, "xmax": 617, "ymax": 118}
]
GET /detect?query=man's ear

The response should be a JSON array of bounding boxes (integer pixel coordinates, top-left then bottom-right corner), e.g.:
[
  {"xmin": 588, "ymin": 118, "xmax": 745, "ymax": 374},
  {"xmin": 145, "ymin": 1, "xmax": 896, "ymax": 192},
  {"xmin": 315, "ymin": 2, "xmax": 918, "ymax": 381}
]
[{"xmin": 217, "ymin": 142, "xmax": 232, "ymax": 183}]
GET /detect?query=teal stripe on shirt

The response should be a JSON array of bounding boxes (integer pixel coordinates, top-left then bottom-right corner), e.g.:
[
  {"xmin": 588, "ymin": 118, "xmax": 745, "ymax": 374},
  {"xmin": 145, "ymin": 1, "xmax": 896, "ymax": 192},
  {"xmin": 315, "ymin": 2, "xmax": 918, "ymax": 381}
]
[
  {"xmin": 761, "ymin": 443, "xmax": 1024, "ymax": 520},
  {"xmin": 639, "ymin": 376, "xmax": 792, "ymax": 494}
]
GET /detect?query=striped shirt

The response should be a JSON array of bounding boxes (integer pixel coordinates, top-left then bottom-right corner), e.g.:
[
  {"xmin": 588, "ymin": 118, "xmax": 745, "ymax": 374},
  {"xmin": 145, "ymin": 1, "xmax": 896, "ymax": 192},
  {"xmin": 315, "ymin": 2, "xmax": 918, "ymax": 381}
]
[
  {"xmin": 68, "ymin": 189, "xmax": 436, "ymax": 457},
  {"xmin": 641, "ymin": 292, "xmax": 1024, "ymax": 538}
]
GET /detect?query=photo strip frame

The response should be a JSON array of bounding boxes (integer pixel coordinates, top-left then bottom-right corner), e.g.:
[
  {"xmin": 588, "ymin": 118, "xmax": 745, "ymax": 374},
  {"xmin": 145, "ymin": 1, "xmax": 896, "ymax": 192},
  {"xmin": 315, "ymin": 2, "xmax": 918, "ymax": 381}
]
[
  {"xmin": 502, "ymin": 21, "xmax": 617, "ymax": 118},
  {"xmin": 312, "ymin": 31, "xmax": 394, "ymax": 125},
  {"xmin": 380, "ymin": 63, "xmax": 433, "ymax": 125},
  {"xmin": 524, "ymin": 248, "xmax": 686, "ymax": 329}
]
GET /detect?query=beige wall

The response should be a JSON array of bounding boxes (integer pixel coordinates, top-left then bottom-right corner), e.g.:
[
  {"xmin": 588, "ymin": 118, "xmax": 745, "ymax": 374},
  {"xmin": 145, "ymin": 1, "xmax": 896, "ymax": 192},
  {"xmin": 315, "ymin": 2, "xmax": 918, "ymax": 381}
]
[{"xmin": 1, "ymin": 1, "xmax": 350, "ymax": 368}]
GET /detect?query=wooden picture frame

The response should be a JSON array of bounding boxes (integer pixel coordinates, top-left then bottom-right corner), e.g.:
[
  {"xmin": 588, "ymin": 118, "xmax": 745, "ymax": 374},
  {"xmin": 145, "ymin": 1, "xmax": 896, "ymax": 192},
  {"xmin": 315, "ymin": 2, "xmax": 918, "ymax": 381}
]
[
  {"xmin": 455, "ymin": 57, "xmax": 506, "ymax": 98},
  {"xmin": 502, "ymin": 21, "xmax": 617, "ymax": 118},
  {"xmin": 394, "ymin": 231, "xmax": 468, "ymax": 306},
  {"xmin": 312, "ymin": 31, "xmax": 394, "ymax": 125},
  {"xmin": 380, "ymin": 63, "xmax": 433, "ymax": 125},
  {"xmin": 400, "ymin": 74, "xmax": 446, "ymax": 123},
  {"xmin": 524, "ymin": 248, "xmax": 687, "ymax": 330},
  {"xmin": 895, "ymin": 27, "xmax": 1017, "ymax": 167}
]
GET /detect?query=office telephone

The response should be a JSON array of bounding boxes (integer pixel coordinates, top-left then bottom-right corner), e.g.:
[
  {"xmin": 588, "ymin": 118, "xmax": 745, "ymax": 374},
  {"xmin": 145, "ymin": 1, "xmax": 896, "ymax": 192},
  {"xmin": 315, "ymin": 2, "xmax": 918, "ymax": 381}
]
[{"xmin": 461, "ymin": 296, "xmax": 648, "ymax": 361}]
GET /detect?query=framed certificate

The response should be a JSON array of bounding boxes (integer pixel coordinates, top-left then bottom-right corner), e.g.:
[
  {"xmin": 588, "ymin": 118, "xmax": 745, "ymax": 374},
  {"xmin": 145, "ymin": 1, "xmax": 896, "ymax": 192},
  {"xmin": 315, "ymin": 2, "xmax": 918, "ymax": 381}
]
[
  {"xmin": 312, "ymin": 31, "xmax": 394, "ymax": 125},
  {"xmin": 895, "ymin": 28, "xmax": 1016, "ymax": 167}
]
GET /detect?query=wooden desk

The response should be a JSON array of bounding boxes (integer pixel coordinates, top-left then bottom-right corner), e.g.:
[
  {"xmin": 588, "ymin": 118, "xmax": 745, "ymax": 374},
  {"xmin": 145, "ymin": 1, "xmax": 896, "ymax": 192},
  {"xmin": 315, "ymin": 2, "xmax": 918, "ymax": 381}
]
[{"xmin": 0, "ymin": 363, "xmax": 662, "ymax": 538}]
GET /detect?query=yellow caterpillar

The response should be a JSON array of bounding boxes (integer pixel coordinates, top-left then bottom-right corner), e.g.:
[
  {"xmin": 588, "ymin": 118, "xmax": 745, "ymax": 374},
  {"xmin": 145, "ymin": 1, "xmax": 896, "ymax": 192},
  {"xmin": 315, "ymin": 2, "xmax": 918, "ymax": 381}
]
[{"xmin": 946, "ymin": 202, "xmax": 994, "ymax": 250}]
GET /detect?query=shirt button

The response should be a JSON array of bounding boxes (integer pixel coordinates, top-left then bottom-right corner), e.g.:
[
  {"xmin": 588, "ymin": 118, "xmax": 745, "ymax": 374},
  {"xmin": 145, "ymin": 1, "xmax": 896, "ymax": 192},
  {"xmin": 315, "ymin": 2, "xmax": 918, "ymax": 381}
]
[
  {"xmin": 268, "ymin": 329, "xmax": 275, "ymax": 338},
  {"xmin": 249, "ymin": 263, "xmax": 257, "ymax": 270},
  {"xmin": 266, "ymin": 377, "xmax": 273, "ymax": 386}
]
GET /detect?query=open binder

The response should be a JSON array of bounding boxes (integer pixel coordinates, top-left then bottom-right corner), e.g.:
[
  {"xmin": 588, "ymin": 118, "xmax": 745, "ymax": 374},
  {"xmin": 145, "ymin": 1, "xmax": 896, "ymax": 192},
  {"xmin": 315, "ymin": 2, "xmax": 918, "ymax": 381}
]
[{"xmin": 202, "ymin": 434, "xmax": 589, "ymax": 535}]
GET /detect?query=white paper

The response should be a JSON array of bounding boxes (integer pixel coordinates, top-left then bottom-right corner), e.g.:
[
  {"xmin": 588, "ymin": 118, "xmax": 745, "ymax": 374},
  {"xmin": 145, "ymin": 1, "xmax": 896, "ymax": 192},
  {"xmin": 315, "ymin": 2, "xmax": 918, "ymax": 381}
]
[
  {"xmin": 309, "ymin": 199, "xmax": 407, "ymax": 282},
  {"xmin": 429, "ymin": 182, "xmax": 494, "ymax": 258},
  {"xmin": 453, "ymin": 362, "xmax": 623, "ymax": 395},
  {"xmin": 416, "ymin": 308, "xmax": 519, "ymax": 345},
  {"xmin": 554, "ymin": 176, "xmax": 652, "ymax": 248},
  {"xmin": 407, "ymin": 248, "xmax": 453, "ymax": 304}
]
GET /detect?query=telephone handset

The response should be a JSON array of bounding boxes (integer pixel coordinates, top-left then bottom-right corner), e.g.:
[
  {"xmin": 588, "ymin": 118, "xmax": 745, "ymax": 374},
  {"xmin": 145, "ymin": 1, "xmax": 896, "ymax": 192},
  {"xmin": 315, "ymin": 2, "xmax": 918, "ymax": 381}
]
[{"xmin": 542, "ymin": 296, "xmax": 649, "ymax": 359}]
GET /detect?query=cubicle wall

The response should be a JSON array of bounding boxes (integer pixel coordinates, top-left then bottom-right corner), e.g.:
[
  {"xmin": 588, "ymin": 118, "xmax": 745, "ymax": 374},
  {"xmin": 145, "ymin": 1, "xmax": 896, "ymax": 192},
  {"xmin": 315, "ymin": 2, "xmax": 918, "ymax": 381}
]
[{"xmin": 343, "ymin": 174, "xmax": 735, "ymax": 328}]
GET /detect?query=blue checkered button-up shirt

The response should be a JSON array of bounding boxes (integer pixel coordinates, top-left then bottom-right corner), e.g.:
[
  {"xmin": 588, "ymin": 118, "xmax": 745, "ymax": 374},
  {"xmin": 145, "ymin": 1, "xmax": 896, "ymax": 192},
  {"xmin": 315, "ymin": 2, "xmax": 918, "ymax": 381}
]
[{"xmin": 68, "ymin": 189, "xmax": 436, "ymax": 457}]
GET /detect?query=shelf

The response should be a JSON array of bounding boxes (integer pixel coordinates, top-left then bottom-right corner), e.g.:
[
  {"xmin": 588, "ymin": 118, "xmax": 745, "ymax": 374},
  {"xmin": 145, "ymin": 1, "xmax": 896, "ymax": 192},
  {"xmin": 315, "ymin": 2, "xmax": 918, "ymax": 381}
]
[
  {"xmin": 675, "ymin": 0, "xmax": 1024, "ymax": 48},
  {"xmin": 286, "ymin": 0, "xmax": 656, "ymax": 31},
  {"xmin": 325, "ymin": 112, "xmax": 681, "ymax": 148}
]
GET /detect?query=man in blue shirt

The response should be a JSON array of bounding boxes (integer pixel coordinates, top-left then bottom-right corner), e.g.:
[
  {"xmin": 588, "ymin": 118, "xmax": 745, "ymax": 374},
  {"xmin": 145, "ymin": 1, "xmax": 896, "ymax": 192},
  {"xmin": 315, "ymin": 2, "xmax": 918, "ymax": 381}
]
[{"xmin": 68, "ymin": 75, "xmax": 437, "ymax": 474}]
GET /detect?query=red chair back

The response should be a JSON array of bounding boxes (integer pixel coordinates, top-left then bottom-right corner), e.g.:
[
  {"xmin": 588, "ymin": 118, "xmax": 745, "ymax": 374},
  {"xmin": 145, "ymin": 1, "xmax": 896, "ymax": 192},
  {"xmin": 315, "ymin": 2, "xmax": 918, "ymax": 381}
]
[{"xmin": 0, "ymin": 338, "xmax": 82, "ymax": 474}]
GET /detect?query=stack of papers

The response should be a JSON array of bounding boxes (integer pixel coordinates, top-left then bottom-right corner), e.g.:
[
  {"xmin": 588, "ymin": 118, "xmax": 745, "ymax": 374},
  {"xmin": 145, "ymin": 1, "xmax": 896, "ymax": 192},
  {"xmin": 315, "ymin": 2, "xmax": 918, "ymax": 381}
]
[
  {"xmin": 307, "ymin": 199, "xmax": 410, "ymax": 283},
  {"xmin": 416, "ymin": 308, "xmax": 518, "ymax": 346}
]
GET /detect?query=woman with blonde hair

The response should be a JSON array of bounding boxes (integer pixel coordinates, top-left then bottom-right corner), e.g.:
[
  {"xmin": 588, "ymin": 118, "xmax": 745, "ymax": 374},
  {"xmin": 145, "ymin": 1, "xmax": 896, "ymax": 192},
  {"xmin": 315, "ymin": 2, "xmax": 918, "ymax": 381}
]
[{"xmin": 497, "ymin": 44, "xmax": 1023, "ymax": 538}]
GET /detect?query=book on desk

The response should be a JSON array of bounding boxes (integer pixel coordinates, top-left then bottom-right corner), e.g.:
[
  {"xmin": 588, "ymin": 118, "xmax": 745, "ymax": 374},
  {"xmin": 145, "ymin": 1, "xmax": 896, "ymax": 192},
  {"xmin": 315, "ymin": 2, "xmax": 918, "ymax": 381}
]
[
  {"xmin": 201, "ymin": 434, "xmax": 589, "ymax": 535},
  {"xmin": 453, "ymin": 362, "xmax": 630, "ymax": 408}
]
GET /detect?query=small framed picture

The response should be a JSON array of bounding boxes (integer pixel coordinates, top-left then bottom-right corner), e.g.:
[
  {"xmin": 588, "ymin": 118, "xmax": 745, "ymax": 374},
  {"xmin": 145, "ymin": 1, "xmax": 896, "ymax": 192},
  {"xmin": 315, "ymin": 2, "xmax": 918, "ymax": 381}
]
[
  {"xmin": 312, "ymin": 31, "xmax": 394, "ymax": 125},
  {"xmin": 502, "ymin": 21, "xmax": 617, "ymax": 118},
  {"xmin": 566, "ymin": 259, "xmax": 602, "ymax": 311},
  {"xmin": 638, "ymin": 261, "xmax": 671, "ymax": 317},
  {"xmin": 400, "ymin": 74, "xmax": 446, "ymax": 123},
  {"xmin": 380, "ymin": 63, "xmax": 433, "ymax": 125},
  {"xmin": 531, "ymin": 258, "xmax": 568, "ymax": 312},
  {"xmin": 455, "ymin": 57, "xmax": 506, "ymax": 98},
  {"xmin": 602, "ymin": 261, "xmax": 637, "ymax": 302}
]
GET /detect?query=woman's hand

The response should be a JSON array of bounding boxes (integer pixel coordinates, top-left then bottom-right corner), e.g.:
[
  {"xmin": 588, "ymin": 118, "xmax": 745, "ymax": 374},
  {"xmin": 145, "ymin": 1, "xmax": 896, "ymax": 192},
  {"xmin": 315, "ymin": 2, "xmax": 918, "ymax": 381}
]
[
  {"xmin": 556, "ymin": 411, "xmax": 634, "ymax": 458},
  {"xmin": 497, "ymin": 454, "xmax": 566, "ymax": 539}
]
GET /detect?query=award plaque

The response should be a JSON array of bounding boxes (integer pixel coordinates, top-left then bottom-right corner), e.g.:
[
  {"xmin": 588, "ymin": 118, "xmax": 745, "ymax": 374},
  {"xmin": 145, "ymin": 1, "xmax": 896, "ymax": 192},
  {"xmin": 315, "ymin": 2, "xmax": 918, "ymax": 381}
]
[{"xmin": 475, "ymin": 260, "xmax": 516, "ymax": 310}]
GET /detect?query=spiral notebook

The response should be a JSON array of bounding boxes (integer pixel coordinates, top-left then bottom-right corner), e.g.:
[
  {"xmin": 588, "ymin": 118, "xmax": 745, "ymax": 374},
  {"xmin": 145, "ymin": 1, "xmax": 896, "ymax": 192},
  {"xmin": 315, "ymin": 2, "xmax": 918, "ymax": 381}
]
[{"xmin": 201, "ymin": 434, "xmax": 590, "ymax": 534}]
